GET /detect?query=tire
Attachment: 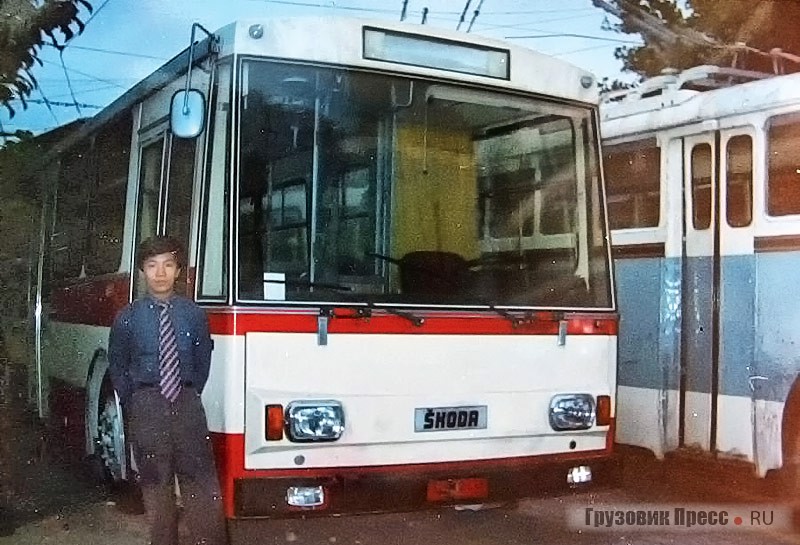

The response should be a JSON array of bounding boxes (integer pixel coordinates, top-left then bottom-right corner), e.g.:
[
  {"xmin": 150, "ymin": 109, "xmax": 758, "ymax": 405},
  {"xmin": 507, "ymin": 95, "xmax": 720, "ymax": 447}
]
[
  {"xmin": 93, "ymin": 382, "xmax": 127, "ymax": 484},
  {"xmin": 94, "ymin": 382, "xmax": 146, "ymax": 513},
  {"xmin": 780, "ymin": 380, "xmax": 800, "ymax": 532}
]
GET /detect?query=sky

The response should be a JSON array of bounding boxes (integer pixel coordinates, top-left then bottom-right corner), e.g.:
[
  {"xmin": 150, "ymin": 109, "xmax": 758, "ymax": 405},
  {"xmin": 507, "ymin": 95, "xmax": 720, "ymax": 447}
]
[{"xmin": 1, "ymin": 0, "xmax": 642, "ymax": 136}]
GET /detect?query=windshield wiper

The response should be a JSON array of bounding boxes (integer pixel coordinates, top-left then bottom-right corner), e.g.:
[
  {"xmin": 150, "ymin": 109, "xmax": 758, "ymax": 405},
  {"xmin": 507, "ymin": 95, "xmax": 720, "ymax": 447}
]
[
  {"xmin": 367, "ymin": 251, "xmax": 532, "ymax": 326},
  {"xmin": 485, "ymin": 305, "xmax": 535, "ymax": 328},
  {"xmin": 319, "ymin": 303, "xmax": 424, "ymax": 327},
  {"xmin": 374, "ymin": 306, "xmax": 425, "ymax": 327}
]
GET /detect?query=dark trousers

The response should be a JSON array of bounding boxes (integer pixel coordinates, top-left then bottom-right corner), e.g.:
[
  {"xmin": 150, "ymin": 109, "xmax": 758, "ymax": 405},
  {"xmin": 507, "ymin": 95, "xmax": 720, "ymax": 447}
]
[{"xmin": 128, "ymin": 387, "xmax": 227, "ymax": 545}]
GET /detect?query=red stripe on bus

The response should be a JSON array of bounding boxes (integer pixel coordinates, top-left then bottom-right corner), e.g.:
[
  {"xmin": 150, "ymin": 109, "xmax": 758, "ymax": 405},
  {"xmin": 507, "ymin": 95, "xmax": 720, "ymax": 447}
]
[
  {"xmin": 47, "ymin": 275, "xmax": 617, "ymax": 337},
  {"xmin": 50, "ymin": 273, "xmax": 130, "ymax": 327},
  {"xmin": 209, "ymin": 431, "xmax": 615, "ymax": 519},
  {"xmin": 49, "ymin": 267, "xmax": 197, "ymax": 326},
  {"xmin": 206, "ymin": 310, "xmax": 618, "ymax": 336}
]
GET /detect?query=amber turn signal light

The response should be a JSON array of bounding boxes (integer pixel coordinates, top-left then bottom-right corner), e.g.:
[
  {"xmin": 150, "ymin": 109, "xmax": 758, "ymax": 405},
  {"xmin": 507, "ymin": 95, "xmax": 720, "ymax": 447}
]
[
  {"xmin": 266, "ymin": 404, "xmax": 284, "ymax": 441},
  {"xmin": 596, "ymin": 395, "xmax": 611, "ymax": 426}
]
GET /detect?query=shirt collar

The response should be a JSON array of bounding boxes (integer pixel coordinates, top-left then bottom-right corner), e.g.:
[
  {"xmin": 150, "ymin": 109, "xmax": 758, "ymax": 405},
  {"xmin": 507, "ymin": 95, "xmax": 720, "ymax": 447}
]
[{"xmin": 146, "ymin": 294, "xmax": 177, "ymax": 308}]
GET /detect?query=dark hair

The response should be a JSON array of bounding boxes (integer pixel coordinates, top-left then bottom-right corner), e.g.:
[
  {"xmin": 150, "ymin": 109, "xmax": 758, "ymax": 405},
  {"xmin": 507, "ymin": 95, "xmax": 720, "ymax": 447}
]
[{"xmin": 136, "ymin": 236, "xmax": 185, "ymax": 271}]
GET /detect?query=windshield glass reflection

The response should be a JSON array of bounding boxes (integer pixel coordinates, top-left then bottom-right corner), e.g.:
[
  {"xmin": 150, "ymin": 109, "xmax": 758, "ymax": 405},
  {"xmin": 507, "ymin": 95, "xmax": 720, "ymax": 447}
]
[{"xmin": 237, "ymin": 60, "xmax": 611, "ymax": 308}]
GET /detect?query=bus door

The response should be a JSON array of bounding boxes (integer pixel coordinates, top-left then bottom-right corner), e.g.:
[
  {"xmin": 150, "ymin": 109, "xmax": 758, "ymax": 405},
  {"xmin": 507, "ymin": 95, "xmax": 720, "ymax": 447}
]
[
  {"xmin": 681, "ymin": 132, "xmax": 719, "ymax": 451},
  {"xmin": 132, "ymin": 125, "xmax": 197, "ymax": 299},
  {"xmin": 680, "ymin": 129, "xmax": 757, "ymax": 457},
  {"xmin": 717, "ymin": 130, "xmax": 757, "ymax": 463}
]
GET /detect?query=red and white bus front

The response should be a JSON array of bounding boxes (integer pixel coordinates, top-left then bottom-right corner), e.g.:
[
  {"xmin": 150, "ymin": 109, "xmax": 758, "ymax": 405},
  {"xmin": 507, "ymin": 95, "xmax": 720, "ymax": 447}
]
[{"xmin": 189, "ymin": 30, "xmax": 618, "ymax": 518}]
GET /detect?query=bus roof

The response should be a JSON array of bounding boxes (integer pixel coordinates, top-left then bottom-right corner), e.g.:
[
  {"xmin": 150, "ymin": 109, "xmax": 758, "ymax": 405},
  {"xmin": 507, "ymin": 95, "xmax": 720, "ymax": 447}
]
[
  {"xmin": 36, "ymin": 16, "xmax": 601, "ymax": 156},
  {"xmin": 212, "ymin": 17, "xmax": 599, "ymax": 104},
  {"xmin": 600, "ymin": 65, "xmax": 800, "ymax": 140}
]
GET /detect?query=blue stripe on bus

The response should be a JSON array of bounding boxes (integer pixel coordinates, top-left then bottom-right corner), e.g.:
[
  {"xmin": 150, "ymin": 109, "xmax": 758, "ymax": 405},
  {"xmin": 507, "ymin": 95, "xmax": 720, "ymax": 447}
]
[
  {"xmin": 719, "ymin": 254, "xmax": 756, "ymax": 399},
  {"xmin": 753, "ymin": 251, "xmax": 800, "ymax": 403},
  {"xmin": 615, "ymin": 257, "xmax": 675, "ymax": 390},
  {"xmin": 615, "ymin": 252, "xmax": 800, "ymax": 404},
  {"xmin": 682, "ymin": 255, "xmax": 714, "ymax": 395}
]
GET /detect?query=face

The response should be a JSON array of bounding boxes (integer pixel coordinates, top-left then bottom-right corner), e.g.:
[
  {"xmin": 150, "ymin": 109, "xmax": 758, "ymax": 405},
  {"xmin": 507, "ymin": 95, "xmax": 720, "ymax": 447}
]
[{"xmin": 142, "ymin": 252, "xmax": 181, "ymax": 300}]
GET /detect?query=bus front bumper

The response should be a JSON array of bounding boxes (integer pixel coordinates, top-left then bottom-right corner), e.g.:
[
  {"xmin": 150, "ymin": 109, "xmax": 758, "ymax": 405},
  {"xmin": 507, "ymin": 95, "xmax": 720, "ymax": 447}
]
[{"xmin": 231, "ymin": 453, "xmax": 620, "ymax": 518}]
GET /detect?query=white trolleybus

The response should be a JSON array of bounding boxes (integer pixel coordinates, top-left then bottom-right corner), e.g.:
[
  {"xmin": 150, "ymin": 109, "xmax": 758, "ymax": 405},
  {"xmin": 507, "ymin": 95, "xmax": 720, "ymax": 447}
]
[
  {"xmin": 22, "ymin": 17, "xmax": 617, "ymax": 518},
  {"xmin": 601, "ymin": 64, "xmax": 800, "ymax": 484}
]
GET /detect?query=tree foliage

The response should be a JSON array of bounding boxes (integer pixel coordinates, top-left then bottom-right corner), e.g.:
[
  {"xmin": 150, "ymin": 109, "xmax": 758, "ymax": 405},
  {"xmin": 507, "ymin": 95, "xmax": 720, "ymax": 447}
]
[
  {"xmin": 596, "ymin": 0, "xmax": 800, "ymax": 78},
  {"xmin": 0, "ymin": 0, "xmax": 92, "ymax": 117}
]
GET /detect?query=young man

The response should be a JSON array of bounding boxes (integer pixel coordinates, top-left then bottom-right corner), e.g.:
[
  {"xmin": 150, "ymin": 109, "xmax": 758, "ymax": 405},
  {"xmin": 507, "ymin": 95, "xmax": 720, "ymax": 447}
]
[{"xmin": 108, "ymin": 236, "xmax": 226, "ymax": 545}]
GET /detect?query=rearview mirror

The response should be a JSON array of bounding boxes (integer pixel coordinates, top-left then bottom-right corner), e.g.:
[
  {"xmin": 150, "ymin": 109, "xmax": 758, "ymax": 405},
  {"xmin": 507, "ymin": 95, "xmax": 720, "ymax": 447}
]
[{"xmin": 170, "ymin": 89, "xmax": 206, "ymax": 138}]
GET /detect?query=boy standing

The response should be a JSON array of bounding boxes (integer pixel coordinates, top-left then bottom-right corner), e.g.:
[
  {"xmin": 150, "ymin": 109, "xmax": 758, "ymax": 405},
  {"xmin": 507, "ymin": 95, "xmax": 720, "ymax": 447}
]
[{"xmin": 108, "ymin": 236, "xmax": 226, "ymax": 545}]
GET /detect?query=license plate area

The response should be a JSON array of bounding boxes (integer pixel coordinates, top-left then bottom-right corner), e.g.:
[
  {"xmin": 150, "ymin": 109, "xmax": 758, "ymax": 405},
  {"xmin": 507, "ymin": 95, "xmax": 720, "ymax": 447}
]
[
  {"xmin": 427, "ymin": 477, "xmax": 489, "ymax": 502},
  {"xmin": 414, "ymin": 405, "xmax": 487, "ymax": 432}
]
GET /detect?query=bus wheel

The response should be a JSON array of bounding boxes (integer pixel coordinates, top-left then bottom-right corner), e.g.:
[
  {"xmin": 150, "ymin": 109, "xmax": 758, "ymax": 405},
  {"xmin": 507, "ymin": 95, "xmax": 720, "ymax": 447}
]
[
  {"xmin": 781, "ymin": 381, "xmax": 800, "ymax": 531},
  {"xmin": 93, "ymin": 384, "xmax": 126, "ymax": 483}
]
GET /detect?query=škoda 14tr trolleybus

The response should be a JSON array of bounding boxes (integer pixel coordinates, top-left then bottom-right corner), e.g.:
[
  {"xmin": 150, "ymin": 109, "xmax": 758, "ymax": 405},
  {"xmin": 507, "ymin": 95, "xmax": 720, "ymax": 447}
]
[{"xmin": 14, "ymin": 17, "xmax": 617, "ymax": 518}]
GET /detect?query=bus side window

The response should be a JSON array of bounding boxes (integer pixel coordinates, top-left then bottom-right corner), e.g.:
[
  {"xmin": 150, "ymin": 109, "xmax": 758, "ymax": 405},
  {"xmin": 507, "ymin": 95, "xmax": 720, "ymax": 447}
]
[
  {"xmin": 165, "ymin": 135, "xmax": 195, "ymax": 257},
  {"xmin": 86, "ymin": 112, "xmax": 132, "ymax": 276},
  {"xmin": 767, "ymin": 115, "xmax": 800, "ymax": 217},
  {"xmin": 136, "ymin": 138, "xmax": 165, "ymax": 245},
  {"xmin": 198, "ymin": 61, "xmax": 232, "ymax": 300},
  {"xmin": 165, "ymin": 134, "xmax": 196, "ymax": 295},
  {"xmin": 603, "ymin": 139, "xmax": 660, "ymax": 230},
  {"xmin": 691, "ymin": 143, "xmax": 712, "ymax": 230},
  {"xmin": 52, "ymin": 144, "xmax": 90, "ymax": 281},
  {"xmin": 726, "ymin": 135, "xmax": 753, "ymax": 228}
]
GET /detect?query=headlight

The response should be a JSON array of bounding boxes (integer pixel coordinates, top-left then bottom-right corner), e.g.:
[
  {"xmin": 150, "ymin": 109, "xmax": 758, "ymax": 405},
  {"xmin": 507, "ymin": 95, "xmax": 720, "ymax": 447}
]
[
  {"xmin": 286, "ymin": 401, "xmax": 345, "ymax": 442},
  {"xmin": 549, "ymin": 394, "xmax": 596, "ymax": 431}
]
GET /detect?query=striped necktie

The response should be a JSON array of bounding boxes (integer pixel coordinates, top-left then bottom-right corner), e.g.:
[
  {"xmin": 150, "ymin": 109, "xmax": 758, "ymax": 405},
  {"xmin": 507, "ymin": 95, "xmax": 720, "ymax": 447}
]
[{"xmin": 157, "ymin": 302, "xmax": 182, "ymax": 403}]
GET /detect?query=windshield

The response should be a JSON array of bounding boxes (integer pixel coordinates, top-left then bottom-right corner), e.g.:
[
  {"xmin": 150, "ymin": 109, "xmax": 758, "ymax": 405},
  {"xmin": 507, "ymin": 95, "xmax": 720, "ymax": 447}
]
[{"xmin": 236, "ymin": 60, "xmax": 611, "ymax": 308}]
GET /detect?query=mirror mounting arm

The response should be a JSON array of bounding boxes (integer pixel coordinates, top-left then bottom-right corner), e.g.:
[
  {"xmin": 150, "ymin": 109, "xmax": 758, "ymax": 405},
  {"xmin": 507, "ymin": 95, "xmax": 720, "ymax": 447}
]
[
  {"xmin": 171, "ymin": 23, "xmax": 217, "ymax": 139},
  {"xmin": 183, "ymin": 23, "xmax": 217, "ymax": 115}
]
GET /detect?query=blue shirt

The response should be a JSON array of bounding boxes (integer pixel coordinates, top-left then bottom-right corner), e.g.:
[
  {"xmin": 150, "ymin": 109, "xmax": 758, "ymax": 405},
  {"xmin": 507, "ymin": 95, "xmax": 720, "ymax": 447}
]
[{"xmin": 108, "ymin": 295, "xmax": 214, "ymax": 405}]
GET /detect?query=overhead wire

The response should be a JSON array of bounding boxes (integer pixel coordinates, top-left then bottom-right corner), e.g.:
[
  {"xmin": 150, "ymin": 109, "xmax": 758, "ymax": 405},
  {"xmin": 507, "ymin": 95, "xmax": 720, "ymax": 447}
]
[
  {"xmin": 59, "ymin": 0, "xmax": 115, "ymax": 50},
  {"xmin": 15, "ymin": 0, "xmax": 637, "ymax": 131},
  {"xmin": 474, "ymin": 7, "xmax": 597, "ymax": 15},
  {"xmin": 37, "ymin": 87, "xmax": 60, "ymax": 125},
  {"xmin": 248, "ymin": 0, "xmax": 594, "ymax": 17},
  {"xmin": 58, "ymin": 49, "xmax": 82, "ymax": 116},
  {"xmin": 554, "ymin": 43, "xmax": 622, "ymax": 57},
  {"xmin": 44, "ymin": 42, "xmax": 169, "ymax": 61},
  {"xmin": 247, "ymin": 0, "xmax": 404, "ymax": 15},
  {"xmin": 505, "ymin": 31, "xmax": 641, "ymax": 44},
  {"xmin": 27, "ymin": 98, "xmax": 102, "ymax": 109},
  {"xmin": 476, "ymin": 12, "xmax": 598, "ymax": 32},
  {"xmin": 48, "ymin": 83, "xmax": 122, "ymax": 100},
  {"xmin": 79, "ymin": 0, "xmax": 113, "ymax": 29},
  {"xmin": 41, "ymin": 58, "xmax": 127, "ymax": 90},
  {"xmin": 46, "ymin": 0, "xmax": 115, "ymax": 117},
  {"xmin": 595, "ymin": 0, "xmax": 800, "ymax": 71}
]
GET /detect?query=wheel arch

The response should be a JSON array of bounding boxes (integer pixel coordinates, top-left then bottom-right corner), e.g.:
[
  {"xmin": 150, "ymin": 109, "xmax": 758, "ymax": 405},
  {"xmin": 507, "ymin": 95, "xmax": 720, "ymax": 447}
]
[
  {"xmin": 780, "ymin": 375, "xmax": 800, "ymax": 468},
  {"xmin": 84, "ymin": 348, "xmax": 110, "ymax": 457}
]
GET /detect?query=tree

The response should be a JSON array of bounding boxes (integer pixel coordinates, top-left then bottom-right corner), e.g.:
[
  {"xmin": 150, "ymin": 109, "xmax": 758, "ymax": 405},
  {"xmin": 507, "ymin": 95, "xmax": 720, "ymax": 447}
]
[
  {"xmin": 594, "ymin": 0, "xmax": 800, "ymax": 78},
  {"xmin": 0, "ymin": 0, "xmax": 92, "ymax": 117}
]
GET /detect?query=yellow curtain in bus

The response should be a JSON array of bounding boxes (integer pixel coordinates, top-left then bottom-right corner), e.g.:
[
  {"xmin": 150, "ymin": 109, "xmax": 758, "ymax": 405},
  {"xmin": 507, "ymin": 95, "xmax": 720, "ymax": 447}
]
[{"xmin": 392, "ymin": 125, "xmax": 479, "ymax": 261}]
